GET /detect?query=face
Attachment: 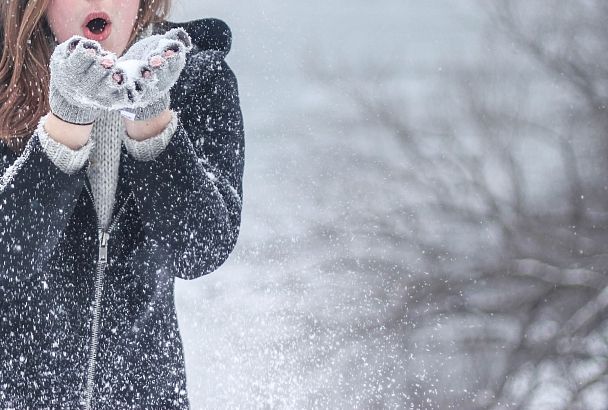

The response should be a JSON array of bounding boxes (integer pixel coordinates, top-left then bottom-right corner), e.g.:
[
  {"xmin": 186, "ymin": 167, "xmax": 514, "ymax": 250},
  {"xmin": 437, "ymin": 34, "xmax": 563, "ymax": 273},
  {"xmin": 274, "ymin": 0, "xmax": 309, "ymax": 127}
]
[{"xmin": 46, "ymin": 0, "xmax": 140, "ymax": 56}]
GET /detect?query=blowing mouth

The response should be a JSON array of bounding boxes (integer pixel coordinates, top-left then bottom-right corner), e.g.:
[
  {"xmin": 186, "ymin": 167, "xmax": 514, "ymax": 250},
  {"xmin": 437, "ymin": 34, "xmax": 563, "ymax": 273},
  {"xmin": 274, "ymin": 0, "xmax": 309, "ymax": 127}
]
[
  {"xmin": 82, "ymin": 12, "xmax": 112, "ymax": 41},
  {"xmin": 87, "ymin": 18, "xmax": 108, "ymax": 34}
]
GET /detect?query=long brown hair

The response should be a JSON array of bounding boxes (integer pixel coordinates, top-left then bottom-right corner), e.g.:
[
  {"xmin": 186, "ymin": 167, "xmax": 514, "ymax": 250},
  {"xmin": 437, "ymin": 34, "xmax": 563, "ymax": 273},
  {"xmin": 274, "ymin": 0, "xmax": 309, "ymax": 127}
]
[{"xmin": 0, "ymin": 0, "xmax": 172, "ymax": 154}]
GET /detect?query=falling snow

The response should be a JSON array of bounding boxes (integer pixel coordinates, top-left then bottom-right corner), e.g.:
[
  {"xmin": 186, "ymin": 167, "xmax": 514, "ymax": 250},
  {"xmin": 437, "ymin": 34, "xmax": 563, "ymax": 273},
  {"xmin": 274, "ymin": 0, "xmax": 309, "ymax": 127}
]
[{"xmin": 2, "ymin": 1, "xmax": 606, "ymax": 409}]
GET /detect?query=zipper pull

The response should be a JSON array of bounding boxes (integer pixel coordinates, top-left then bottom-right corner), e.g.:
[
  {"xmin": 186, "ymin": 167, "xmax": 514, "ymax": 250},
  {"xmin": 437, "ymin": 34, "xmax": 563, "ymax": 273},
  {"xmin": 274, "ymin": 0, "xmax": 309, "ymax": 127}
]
[{"xmin": 99, "ymin": 230, "xmax": 109, "ymax": 264}]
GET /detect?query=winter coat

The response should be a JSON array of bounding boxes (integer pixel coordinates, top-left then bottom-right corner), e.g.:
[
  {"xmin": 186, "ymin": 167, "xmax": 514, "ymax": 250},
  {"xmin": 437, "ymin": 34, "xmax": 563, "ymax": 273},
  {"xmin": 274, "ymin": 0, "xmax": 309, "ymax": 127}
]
[{"xmin": 0, "ymin": 17, "xmax": 244, "ymax": 409}]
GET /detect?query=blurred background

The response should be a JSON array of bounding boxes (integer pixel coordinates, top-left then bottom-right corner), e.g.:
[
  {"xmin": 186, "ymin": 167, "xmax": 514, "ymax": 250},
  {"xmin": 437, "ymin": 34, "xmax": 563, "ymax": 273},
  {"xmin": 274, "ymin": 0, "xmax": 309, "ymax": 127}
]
[{"xmin": 171, "ymin": 1, "xmax": 608, "ymax": 409}]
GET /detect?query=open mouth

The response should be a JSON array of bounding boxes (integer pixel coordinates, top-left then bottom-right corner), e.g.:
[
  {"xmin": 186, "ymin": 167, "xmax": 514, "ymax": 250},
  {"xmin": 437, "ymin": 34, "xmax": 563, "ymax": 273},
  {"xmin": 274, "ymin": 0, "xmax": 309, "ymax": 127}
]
[
  {"xmin": 82, "ymin": 12, "xmax": 112, "ymax": 41},
  {"xmin": 87, "ymin": 18, "xmax": 108, "ymax": 35}
]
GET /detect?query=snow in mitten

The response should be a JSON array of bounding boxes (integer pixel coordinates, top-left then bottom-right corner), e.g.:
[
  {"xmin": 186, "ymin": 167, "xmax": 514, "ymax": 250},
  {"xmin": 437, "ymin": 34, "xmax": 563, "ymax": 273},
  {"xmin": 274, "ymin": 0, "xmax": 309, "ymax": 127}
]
[
  {"xmin": 112, "ymin": 27, "xmax": 193, "ymax": 121},
  {"xmin": 49, "ymin": 36, "xmax": 126, "ymax": 125}
]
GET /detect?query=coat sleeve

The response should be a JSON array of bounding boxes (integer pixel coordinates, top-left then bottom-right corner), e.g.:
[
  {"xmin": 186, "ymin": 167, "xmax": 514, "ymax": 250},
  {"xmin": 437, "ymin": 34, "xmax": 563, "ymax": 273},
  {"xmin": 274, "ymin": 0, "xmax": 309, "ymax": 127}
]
[
  {"xmin": 0, "ymin": 126, "xmax": 90, "ymax": 279},
  {"xmin": 119, "ymin": 54, "xmax": 245, "ymax": 280}
]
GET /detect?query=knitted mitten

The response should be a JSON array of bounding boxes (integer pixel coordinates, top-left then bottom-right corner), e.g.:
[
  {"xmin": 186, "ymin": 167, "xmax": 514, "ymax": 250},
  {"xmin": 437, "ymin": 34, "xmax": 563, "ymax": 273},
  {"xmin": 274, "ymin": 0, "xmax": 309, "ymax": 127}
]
[
  {"xmin": 112, "ymin": 28, "xmax": 193, "ymax": 121},
  {"xmin": 49, "ymin": 36, "xmax": 125, "ymax": 125}
]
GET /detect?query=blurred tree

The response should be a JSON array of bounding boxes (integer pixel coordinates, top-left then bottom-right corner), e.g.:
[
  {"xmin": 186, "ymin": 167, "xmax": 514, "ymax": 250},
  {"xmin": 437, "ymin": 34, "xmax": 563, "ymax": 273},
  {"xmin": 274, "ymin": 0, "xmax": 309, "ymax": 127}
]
[{"xmin": 304, "ymin": 1, "xmax": 608, "ymax": 409}]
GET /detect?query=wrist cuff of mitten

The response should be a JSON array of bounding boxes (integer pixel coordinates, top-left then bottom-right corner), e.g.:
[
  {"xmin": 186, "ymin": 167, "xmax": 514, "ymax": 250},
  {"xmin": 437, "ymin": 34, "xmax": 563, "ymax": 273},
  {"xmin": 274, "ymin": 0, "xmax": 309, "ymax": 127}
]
[
  {"xmin": 120, "ymin": 110, "xmax": 178, "ymax": 161},
  {"xmin": 121, "ymin": 93, "xmax": 170, "ymax": 122},
  {"xmin": 49, "ymin": 92, "xmax": 100, "ymax": 125},
  {"xmin": 37, "ymin": 114, "xmax": 95, "ymax": 175}
]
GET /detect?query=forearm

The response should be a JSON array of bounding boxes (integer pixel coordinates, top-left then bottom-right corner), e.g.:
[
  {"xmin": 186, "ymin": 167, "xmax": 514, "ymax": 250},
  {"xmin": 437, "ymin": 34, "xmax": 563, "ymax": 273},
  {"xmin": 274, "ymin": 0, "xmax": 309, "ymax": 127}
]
[
  {"xmin": 44, "ymin": 111, "xmax": 93, "ymax": 149},
  {"xmin": 120, "ymin": 125, "xmax": 240, "ymax": 279},
  {"xmin": 122, "ymin": 109, "xmax": 173, "ymax": 141},
  {"xmin": 45, "ymin": 108, "xmax": 173, "ymax": 144},
  {"xmin": 38, "ymin": 113, "xmax": 95, "ymax": 176},
  {"xmin": 0, "ymin": 125, "xmax": 89, "ymax": 273}
]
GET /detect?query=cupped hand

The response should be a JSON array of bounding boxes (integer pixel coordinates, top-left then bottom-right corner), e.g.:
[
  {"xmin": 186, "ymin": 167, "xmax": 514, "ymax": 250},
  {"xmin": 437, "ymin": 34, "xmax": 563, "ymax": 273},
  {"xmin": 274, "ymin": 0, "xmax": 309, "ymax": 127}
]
[
  {"xmin": 48, "ymin": 35, "xmax": 129, "ymax": 124},
  {"xmin": 110, "ymin": 28, "xmax": 193, "ymax": 120}
]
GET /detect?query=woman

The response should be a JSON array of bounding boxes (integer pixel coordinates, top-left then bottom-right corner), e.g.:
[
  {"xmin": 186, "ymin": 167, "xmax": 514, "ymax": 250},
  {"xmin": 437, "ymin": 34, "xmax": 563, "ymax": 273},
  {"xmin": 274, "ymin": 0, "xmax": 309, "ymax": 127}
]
[{"xmin": 0, "ymin": 0, "xmax": 245, "ymax": 408}]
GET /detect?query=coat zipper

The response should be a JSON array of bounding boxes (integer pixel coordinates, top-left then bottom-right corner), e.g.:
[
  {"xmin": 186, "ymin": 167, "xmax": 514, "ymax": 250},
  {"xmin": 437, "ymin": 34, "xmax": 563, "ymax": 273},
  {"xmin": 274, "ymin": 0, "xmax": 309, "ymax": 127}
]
[{"xmin": 82, "ymin": 179, "xmax": 133, "ymax": 410}]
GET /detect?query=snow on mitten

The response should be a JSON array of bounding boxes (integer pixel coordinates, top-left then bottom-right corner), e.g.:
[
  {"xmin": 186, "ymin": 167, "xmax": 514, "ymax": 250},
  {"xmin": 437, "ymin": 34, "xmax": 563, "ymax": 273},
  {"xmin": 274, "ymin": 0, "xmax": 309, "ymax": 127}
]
[
  {"xmin": 49, "ymin": 36, "xmax": 125, "ymax": 125},
  {"xmin": 112, "ymin": 27, "xmax": 193, "ymax": 121}
]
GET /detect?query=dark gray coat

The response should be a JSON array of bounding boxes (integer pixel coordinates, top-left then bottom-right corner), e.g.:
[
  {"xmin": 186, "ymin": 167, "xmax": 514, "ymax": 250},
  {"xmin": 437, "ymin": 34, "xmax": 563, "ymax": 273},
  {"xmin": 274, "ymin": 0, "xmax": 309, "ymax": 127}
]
[{"xmin": 0, "ymin": 18, "xmax": 244, "ymax": 409}]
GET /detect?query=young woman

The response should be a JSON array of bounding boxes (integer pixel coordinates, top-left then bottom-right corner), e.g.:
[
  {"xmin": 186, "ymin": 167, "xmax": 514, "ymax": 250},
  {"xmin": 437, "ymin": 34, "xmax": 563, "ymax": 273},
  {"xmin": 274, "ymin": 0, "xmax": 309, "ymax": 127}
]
[{"xmin": 0, "ymin": 0, "xmax": 245, "ymax": 408}]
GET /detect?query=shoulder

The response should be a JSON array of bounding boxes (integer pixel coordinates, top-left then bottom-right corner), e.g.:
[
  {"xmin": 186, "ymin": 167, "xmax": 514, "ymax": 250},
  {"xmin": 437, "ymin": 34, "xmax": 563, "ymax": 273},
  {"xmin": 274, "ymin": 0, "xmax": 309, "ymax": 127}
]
[
  {"xmin": 153, "ymin": 18, "xmax": 232, "ymax": 58},
  {"xmin": 163, "ymin": 19, "xmax": 241, "ymax": 127}
]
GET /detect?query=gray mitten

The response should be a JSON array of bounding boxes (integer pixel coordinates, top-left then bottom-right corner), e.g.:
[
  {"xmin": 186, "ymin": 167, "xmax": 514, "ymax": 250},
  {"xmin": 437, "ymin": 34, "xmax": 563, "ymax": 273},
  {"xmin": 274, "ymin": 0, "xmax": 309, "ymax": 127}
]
[
  {"xmin": 112, "ymin": 27, "xmax": 193, "ymax": 121},
  {"xmin": 49, "ymin": 36, "xmax": 125, "ymax": 125}
]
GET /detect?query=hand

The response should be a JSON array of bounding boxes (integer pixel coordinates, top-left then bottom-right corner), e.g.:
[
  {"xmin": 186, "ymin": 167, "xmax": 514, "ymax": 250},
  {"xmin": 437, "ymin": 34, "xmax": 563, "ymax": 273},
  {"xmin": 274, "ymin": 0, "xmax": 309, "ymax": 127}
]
[
  {"xmin": 48, "ymin": 36, "xmax": 126, "ymax": 125},
  {"xmin": 112, "ymin": 28, "xmax": 193, "ymax": 121}
]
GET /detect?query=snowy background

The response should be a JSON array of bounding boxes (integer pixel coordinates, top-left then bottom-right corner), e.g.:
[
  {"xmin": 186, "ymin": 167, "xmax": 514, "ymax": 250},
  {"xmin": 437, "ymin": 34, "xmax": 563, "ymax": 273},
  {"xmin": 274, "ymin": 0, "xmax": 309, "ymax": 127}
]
[{"xmin": 170, "ymin": 1, "xmax": 608, "ymax": 409}]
